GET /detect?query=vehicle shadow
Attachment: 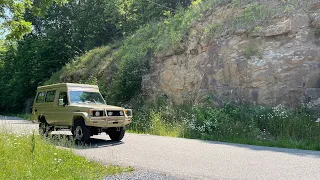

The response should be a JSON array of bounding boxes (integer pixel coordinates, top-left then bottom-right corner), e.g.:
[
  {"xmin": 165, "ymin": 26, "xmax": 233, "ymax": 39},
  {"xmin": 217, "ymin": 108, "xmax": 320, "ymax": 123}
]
[{"xmin": 49, "ymin": 134, "xmax": 123, "ymax": 149}]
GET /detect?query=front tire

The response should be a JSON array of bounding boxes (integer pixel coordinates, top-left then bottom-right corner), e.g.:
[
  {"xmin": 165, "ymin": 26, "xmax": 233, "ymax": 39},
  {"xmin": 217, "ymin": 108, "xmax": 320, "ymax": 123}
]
[
  {"xmin": 108, "ymin": 127, "xmax": 125, "ymax": 141},
  {"xmin": 73, "ymin": 120, "xmax": 91, "ymax": 144}
]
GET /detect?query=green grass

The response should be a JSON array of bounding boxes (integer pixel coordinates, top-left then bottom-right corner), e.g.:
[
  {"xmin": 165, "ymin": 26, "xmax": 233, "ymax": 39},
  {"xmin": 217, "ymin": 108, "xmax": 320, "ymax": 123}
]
[
  {"xmin": 128, "ymin": 110, "xmax": 185, "ymax": 137},
  {"xmin": 126, "ymin": 97, "xmax": 320, "ymax": 151},
  {"xmin": 0, "ymin": 131, "xmax": 129, "ymax": 179},
  {"xmin": 16, "ymin": 113, "xmax": 31, "ymax": 121},
  {"xmin": 45, "ymin": 45, "xmax": 117, "ymax": 86}
]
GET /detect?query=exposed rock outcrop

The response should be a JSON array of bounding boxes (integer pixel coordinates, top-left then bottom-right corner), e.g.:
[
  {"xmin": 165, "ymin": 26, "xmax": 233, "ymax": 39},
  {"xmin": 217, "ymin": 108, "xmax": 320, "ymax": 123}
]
[{"xmin": 142, "ymin": 8, "xmax": 320, "ymax": 108}]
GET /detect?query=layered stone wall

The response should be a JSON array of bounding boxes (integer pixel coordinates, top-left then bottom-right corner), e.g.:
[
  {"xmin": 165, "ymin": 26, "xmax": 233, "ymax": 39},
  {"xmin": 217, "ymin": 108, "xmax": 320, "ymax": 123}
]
[{"xmin": 142, "ymin": 10, "xmax": 320, "ymax": 108}]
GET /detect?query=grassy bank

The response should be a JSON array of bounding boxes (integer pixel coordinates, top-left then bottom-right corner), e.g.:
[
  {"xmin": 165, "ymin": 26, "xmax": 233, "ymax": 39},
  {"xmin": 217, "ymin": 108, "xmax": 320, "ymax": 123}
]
[
  {"xmin": 0, "ymin": 131, "xmax": 128, "ymax": 179},
  {"xmin": 127, "ymin": 97, "xmax": 320, "ymax": 151}
]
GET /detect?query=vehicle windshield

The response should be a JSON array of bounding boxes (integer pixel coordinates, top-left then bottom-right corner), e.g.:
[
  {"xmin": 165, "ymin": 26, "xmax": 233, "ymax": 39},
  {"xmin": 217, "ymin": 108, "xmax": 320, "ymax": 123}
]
[{"xmin": 69, "ymin": 91, "xmax": 106, "ymax": 104}]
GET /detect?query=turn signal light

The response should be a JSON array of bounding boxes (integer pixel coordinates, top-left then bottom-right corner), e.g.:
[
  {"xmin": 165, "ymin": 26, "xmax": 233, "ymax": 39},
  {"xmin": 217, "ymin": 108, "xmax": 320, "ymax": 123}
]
[{"xmin": 88, "ymin": 109, "xmax": 93, "ymax": 116}]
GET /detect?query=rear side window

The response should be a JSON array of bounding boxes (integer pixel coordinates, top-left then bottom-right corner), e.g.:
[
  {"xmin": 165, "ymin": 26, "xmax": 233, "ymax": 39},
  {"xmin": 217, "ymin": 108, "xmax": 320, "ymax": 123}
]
[
  {"xmin": 36, "ymin": 92, "xmax": 46, "ymax": 103},
  {"xmin": 45, "ymin": 90, "xmax": 56, "ymax": 102}
]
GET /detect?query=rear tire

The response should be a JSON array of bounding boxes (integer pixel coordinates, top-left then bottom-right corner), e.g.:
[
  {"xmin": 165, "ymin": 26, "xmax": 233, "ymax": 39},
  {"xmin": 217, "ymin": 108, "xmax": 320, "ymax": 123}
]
[
  {"xmin": 39, "ymin": 121, "xmax": 51, "ymax": 137},
  {"xmin": 108, "ymin": 127, "xmax": 125, "ymax": 141},
  {"xmin": 73, "ymin": 120, "xmax": 91, "ymax": 144}
]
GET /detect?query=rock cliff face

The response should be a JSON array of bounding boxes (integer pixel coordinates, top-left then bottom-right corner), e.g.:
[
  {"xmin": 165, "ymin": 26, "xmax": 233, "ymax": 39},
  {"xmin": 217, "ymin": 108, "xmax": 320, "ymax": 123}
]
[{"xmin": 142, "ymin": 4, "xmax": 320, "ymax": 108}]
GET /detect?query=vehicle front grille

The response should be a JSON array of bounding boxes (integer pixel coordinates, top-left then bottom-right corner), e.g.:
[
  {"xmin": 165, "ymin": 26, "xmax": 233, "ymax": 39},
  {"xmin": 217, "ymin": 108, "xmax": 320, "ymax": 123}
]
[{"xmin": 106, "ymin": 111, "xmax": 124, "ymax": 116}]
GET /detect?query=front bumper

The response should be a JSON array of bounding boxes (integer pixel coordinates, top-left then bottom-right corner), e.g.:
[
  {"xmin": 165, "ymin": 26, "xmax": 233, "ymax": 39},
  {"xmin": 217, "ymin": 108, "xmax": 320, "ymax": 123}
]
[{"xmin": 86, "ymin": 116, "xmax": 131, "ymax": 128}]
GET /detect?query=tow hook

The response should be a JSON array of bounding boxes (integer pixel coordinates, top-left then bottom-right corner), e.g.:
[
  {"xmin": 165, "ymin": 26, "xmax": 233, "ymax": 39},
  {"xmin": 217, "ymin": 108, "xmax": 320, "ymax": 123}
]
[{"xmin": 116, "ymin": 127, "xmax": 120, "ymax": 131}]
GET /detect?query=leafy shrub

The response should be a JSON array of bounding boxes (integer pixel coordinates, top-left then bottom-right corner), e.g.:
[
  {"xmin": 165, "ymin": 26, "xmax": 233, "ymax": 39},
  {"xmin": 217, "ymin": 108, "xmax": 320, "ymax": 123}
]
[
  {"xmin": 127, "ymin": 97, "xmax": 320, "ymax": 150},
  {"xmin": 46, "ymin": 45, "xmax": 115, "ymax": 85}
]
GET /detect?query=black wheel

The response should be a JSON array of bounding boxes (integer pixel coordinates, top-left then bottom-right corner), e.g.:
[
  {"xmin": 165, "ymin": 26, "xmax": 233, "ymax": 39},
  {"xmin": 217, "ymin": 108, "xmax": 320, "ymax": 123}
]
[
  {"xmin": 39, "ymin": 121, "xmax": 51, "ymax": 137},
  {"xmin": 73, "ymin": 120, "xmax": 91, "ymax": 144},
  {"xmin": 108, "ymin": 127, "xmax": 125, "ymax": 141},
  {"xmin": 71, "ymin": 126, "xmax": 75, "ymax": 135}
]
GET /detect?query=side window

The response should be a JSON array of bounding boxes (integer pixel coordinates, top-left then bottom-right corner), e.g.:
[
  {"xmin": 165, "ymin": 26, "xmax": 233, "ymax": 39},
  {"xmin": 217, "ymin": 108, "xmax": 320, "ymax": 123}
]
[
  {"xmin": 58, "ymin": 92, "xmax": 68, "ymax": 106},
  {"xmin": 36, "ymin": 92, "xmax": 46, "ymax": 103},
  {"xmin": 45, "ymin": 90, "xmax": 56, "ymax": 102}
]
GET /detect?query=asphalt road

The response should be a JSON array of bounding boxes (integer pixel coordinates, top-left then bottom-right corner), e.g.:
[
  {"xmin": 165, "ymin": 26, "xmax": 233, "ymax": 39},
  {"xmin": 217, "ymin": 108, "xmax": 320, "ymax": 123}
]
[{"xmin": 1, "ymin": 116, "xmax": 320, "ymax": 180}]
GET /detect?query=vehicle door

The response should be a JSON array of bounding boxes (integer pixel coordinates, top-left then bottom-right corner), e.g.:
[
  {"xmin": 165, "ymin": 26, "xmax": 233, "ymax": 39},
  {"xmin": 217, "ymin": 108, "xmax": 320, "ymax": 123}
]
[
  {"xmin": 43, "ymin": 90, "xmax": 56, "ymax": 124},
  {"xmin": 53, "ymin": 91, "xmax": 73, "ymax": 126},
  {"xmin": 33, "ymin": 91, "xmax": 47, "ymax": 122}
]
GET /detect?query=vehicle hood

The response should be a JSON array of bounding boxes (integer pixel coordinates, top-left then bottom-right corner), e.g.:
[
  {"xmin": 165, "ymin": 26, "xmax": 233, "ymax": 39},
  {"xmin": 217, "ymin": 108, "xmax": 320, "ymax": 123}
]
[{"xmin": 72, "ymin": 104, "xmax": 124, "ymax": 111}]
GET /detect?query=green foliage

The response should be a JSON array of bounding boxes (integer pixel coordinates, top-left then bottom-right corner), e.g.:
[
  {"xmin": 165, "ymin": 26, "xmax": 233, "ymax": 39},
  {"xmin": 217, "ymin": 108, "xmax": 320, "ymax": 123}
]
[
  {"xmin": 127, "ymin": 98, "xmax": 320, "ymax": 150},
  {"xmin": 16, "ymin": 113, "xmax": 31, "ymax": 121},
  {"xmin": 79, "ymin": 76, "xmax": 99, "ymax": 86},
  {"xmin": 0, "ymin": 32, "xmax": 80, "ymax": 111},
  {"xmin": 0, "ymin": 0, "xmax": 194, "ymax": 112},
  {"xmin": 0, "ymin": 131, "xmax": 125, "ymax": 179},
  {"xmin": 148, "ymin": 111, "xmax": 184, "ymax": 137},
  {"xmin": 107, "ymin": 25, "xmax": 155, "ymax": 103},
  {"xmin": 6, "ymin": 100, "xmax": 320, "ymax": 151},
  {"xmin": 113, "ymin": 0, "xmax": 192, "ymax": 36},
  {"xmin": 47, "ymin": 46, "xmax": 114, "ymax": 84},
  {"xmin": 107, "ymin": 0, "xmax": 213, "ymax": 103},
  {"xmin": 0, "ymin": 0, "xmax": 67, "ymax": 40}
]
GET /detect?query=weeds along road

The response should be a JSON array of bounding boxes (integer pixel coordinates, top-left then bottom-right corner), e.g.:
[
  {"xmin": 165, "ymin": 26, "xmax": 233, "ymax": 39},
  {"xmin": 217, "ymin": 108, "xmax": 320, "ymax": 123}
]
[{"xmin": 1, "ymin": 116, "xmax": 320, "ymax": 180}]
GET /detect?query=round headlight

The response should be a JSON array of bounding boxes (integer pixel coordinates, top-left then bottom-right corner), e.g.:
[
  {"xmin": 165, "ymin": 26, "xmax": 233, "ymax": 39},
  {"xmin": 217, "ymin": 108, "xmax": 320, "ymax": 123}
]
[{"xmin": 95, "ymin": 111, "xmax": 100, "ymax": 117}]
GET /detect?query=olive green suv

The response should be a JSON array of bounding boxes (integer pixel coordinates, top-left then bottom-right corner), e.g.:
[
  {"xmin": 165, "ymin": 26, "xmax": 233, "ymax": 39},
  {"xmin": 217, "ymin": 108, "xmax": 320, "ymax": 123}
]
[{"xmin": 31, "ymin": 83, "xmax": 132, "ymax": 143}]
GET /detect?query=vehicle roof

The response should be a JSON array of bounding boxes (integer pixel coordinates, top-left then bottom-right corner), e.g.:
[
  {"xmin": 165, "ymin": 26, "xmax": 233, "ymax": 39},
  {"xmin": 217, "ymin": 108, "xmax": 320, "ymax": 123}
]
[{"xmin": 37, "ymin": 83, "xmax": 99, "ymax": 91}]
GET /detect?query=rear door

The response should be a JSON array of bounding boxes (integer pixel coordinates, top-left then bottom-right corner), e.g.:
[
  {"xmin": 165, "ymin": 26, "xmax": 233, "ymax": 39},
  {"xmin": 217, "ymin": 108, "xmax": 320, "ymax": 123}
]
[
  {"xmin": 33, "ymin": 91, "xmax": 46, "ymax": 121},
  {"xmin": 43, "ymin": 90, "xmax": 56, "ymax": 124}
]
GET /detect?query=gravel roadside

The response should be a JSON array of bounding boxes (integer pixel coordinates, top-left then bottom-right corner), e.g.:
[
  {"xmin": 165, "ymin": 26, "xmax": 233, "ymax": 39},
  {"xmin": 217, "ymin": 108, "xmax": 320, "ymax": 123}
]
[{"xmin": 104, "ymin": 170, "xmax": 184, "ymax": 180}]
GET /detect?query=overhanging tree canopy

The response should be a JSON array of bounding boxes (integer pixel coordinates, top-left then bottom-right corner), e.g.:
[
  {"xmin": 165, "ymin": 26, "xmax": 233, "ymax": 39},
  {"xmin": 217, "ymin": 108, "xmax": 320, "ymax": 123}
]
[{"xmin": 0, "ymin": 0, "xmax": 67, "ymax": 40}]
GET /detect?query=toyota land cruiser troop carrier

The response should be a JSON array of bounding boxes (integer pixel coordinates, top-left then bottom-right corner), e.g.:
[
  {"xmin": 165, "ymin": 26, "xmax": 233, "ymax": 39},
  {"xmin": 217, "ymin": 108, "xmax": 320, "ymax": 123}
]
[{"xmin": 31, "ymin": 83, "xmax": 132, "ymax": 143}]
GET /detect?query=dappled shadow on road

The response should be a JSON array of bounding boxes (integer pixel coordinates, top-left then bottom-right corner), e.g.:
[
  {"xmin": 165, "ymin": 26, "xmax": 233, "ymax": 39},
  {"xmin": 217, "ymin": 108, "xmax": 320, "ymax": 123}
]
[
  {"xmin": 48, "ymin": 134, "xmax": 123, "ymax": 149},
  {"xmin": 201, "ymin": 140, "xmax": 320, "ymax": 158}
]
